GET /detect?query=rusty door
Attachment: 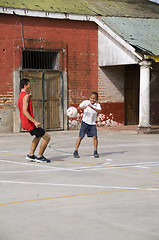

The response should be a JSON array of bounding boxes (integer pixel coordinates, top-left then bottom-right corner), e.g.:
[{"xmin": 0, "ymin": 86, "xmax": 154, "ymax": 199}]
[{"xmin": 20, "ymin": 71, "xmax": 63, "ymax": 130}]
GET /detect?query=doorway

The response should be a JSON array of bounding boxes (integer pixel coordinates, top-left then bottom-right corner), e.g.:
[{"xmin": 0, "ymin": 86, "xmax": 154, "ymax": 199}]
[
  {"xmin": 20, "ymin": 70, "xmax": 64, "ymax": 130},
  {"xmin": 125, "ymin": 65, "xmax": 140, "ymax": 125}
]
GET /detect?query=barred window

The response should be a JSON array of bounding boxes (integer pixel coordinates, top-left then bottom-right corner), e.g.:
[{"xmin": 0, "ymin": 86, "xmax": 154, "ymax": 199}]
[{"xmin": 22, "ymin": 49, "xmax": 59, "ymax": 70}]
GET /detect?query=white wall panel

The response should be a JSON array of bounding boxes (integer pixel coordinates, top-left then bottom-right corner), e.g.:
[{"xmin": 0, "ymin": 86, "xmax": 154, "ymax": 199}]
[{"xmin": 98, "ymin": 27, "xmax": 139, "ymax": 66}]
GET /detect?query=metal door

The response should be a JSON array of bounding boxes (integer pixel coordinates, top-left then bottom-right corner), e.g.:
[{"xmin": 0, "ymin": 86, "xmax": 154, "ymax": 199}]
[{"xmin": 20, "ymin": 70, "xmax": 63, "ymax": 130}]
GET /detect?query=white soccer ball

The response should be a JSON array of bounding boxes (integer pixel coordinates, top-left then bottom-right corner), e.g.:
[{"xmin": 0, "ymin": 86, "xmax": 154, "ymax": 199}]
[{"xmin": 67, "ymin": 106, "xmax": 77, "ymax": 118}]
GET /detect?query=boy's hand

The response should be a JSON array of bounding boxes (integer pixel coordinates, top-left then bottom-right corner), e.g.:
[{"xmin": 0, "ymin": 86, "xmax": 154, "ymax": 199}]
[{"xmin": 34, "ymin": 121, "xmax": 41, "ymax": 128}]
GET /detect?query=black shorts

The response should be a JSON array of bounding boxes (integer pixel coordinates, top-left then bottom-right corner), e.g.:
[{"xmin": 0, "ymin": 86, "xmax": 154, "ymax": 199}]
[
  {"xmin": 79, "ymin": 121, "xmax": 97, "ymax": 138},
  {"xmin": 29, "ymin": 127, "xmax": 45, "ymax": 138}
]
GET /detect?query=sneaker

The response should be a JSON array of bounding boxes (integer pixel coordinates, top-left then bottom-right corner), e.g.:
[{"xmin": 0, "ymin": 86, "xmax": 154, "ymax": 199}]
[
  {"xmin": 74, "ymin": 151, "xmax": 80, "ymax": 158},
  {"xmin": 35, "ymin": 156, "xmax": 51, "ymax": 163},
  {"xmin": 26, "ymin": 154, "xmax": 36, "ymax": 161},
  {"xmin": 94, "ymin": 152, "xmax": 99, "ymax": 158}
]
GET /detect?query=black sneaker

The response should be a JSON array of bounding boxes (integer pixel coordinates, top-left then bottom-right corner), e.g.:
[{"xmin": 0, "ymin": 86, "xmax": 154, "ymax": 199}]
[
  {"xmin": 26, "ymin": 154, "xmax": 36, "ymax": 161},
  {"xmin": 74, "ymin": 151, "xmax": 80, "ymax": 158},
  {"xmin": 94, "ymin": 152, "xmax": 99, "ymax": 158},
  {"xmin": 35, "ymin": 156, "xmax": 51, "ymax": 163}
]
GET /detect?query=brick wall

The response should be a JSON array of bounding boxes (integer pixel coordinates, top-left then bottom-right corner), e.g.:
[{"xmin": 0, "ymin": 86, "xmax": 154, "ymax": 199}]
[
  {"xmin": 98, "ymin": 66, "xmax": 125, "ymax": 126},
  {"xmin": 0, "ymin": 14, "xmax": 98, "ymax": 131},
  {"xmin": 69, "ymin": 65, "xmax": 126, "ymax": 129},
  {"xmin": 0, "ymin": 92, "xmax": 13, "ymax": 108},
  {"xmin": 0, "ymin": 14, "xmax": 98, "ymax": 102}
]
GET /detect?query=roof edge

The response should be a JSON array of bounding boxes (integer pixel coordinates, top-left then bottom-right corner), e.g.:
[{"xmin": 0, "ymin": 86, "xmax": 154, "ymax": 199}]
[
  {"xmin": 0, "ymin": 6, "xmax": 143, "ymax": 61},
  {"xmin": 0, "ymin": 6, "xmax": 93, "ymax": 20}
]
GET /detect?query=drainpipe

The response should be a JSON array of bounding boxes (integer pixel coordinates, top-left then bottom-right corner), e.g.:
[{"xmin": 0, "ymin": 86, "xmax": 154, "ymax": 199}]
[{"xmin": 138, "ymin": 60, "xmax": 152, "ymax": 130}]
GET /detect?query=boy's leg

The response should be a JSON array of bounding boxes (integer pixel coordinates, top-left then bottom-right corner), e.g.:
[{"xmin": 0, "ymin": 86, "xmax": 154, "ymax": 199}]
[
  {"xmin": 74, "ymin": 121, "xmax": 87, "ymax": 158},
  {"xmin": 74, "ymin": 137, "xmax": 82, "ymax": 158},
  {"xmin": 93, "ymin": 136, "xmax": 98, "ymax": 151},
  {"xmin": 75, "ymin": 137, "xmax": 82, "ymax": 151},
  {"xmin": 89, "ymin": 125, "xmax": 99, "ymax": 158},
  {"xmin": 26, "ymin": 136, "xmax": 41, "ymax": 161},
  {"xmin": 27, "ymin": 128, "xmax": 51, "ymax": 162},
  {"xmin": 30, "ymin": 136, "xmax": 41, "ymax": 155},
  {"xmin": 93, "ymin": 136, "xmax": 99, "ymax": 158},
  {"xmin": 37, "ymin": 132, "xmax": 50, "ymax": 157}
]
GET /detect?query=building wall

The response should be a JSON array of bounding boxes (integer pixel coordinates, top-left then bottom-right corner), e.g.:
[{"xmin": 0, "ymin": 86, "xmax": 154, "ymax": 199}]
[
  {"xmin": 0, "ymin": 14, "xmax": 98, "ymax": 132},
  {"xmin": 98, "ymin": 66, "xmax": 125, "ymax": 126},
  {"xmin": 98, "ymin": 26, "xmax": 139, "ymax": 67},
  {"xmin": 69, "ymin": 66, "xmax": 125, "ymax": 129}
]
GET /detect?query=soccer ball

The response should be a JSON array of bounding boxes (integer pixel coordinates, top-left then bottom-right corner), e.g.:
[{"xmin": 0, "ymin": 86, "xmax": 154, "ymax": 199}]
[{"xmin": 67, "ymin": 106, "xmax": 77, "ymax": 118}]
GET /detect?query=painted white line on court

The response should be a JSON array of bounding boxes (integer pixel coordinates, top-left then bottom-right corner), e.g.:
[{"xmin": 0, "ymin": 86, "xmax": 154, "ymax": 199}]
[
  {"xmin": 50, "ymin": 142, "xmax": 159, "ymax": 153},
  {"xmin": 74, "ymin": 161, "xmax": 159, "ymax": 171},
  {"xmin": 0, "ymin": 170, "xmax": 59, "ymax": 173},
  {"xmin": 0, "ymin": 160, "xmax": 78, "ymax": 172},
  {"xmin": 62, "ymin": 153, "xmax": 73, "ymax": 156},
  {"xmin": 140, "ymin": 163, "xmax": 159, "ymax": 167},
  {"xmin": 101, "ymin": 138, "xmax": 134, "ymax": 142},
  {"xmin": 0, "ymin": 180, "xmax": 159, "ymax": 192},
  {"xmin": 135, "ymin": 166, "xmax": 150, "ymax": 169},
  {"xmin": 0, "ymin": 180, "xmax": 144, "ymax": 189},
  {"xmin": 1, "ymin": 159, "xmax": 159, "ymax": 173},
  {"xmin": 99, "ymin": 143, "xmax": 159, "ymax": 148}
]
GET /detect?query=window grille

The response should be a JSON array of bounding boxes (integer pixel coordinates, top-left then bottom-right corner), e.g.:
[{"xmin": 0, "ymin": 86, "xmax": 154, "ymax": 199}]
[{"xmin": 22, "ymin": 49, "xmax": 59, "ymax": 70}]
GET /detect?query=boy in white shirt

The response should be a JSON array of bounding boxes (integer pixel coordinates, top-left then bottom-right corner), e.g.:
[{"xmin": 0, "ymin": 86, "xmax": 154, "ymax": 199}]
[{"xmin": 74, "ymin": 92, "xmax": 102, "ymax": 158}]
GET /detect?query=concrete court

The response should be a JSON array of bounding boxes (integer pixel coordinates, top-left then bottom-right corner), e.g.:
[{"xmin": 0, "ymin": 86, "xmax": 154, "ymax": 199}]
[{"xmin": 0, "ymin": 129, "xmax": 159, "ymax": 240}]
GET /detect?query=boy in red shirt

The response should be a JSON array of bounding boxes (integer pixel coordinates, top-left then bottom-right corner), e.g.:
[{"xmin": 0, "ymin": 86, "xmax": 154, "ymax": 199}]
[{"xmin": 18, "ymin": 78, "xmax": 51, "ymax": 163}]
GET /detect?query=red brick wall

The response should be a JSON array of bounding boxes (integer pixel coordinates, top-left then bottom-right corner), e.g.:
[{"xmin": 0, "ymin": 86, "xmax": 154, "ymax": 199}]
[
  {"xmin": 0, "ymin": 14, "xmax": 98, "ymax": 110},
  {"xmin": 0, "ymin": 15, "xmax": 15, "ymax": 108},
  {"xmin": 0, "ymin": 13, "xmax": 126, "ymax": 130}
]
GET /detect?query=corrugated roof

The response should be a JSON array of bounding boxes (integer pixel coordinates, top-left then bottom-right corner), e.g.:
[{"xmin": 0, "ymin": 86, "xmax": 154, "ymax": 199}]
[
  {"xmin": 0, "ymin": 1, "xmax": 159, "ymax": 55},
  {"xmin": 0, "ymin": 0, "xmax": 101, "ymax": 15},
  {"xmin": 97, "ymin": 17, "xmax": 159, "ymax": 55},
  {"xmin": 0, "ymin": 0, "xmax": 102, "ymax": 15},
  {"xmin": 1, "ymin": 0, "xmax": 159, "ymax": 18}
]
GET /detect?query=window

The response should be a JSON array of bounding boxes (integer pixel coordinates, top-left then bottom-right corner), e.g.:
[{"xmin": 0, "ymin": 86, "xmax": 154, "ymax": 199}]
[{"xmin": 22, "ymin": 49, "xmax": 60, "ymax": 70}]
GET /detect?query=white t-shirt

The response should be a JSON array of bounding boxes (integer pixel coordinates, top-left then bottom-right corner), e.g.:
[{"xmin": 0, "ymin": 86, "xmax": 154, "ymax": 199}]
[{"xmin": 79, "ymin": 100, "xmax": 101, "ymax": 125}]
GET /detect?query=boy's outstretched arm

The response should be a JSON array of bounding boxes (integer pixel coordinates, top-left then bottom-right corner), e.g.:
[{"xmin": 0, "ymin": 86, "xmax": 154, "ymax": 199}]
[{"xmin": 77, "ymin": 106, "xmax": 87, "ymax": 111}]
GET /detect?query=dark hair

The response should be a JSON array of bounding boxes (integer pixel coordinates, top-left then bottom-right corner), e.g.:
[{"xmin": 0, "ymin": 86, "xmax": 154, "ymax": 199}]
[
  {"xmin": 20, "ymin": 78, "xmax": 30, "ymax": 90},
  {"xmin": 91, "ymin": 92, "xmax": 98, "ymax": 100}
]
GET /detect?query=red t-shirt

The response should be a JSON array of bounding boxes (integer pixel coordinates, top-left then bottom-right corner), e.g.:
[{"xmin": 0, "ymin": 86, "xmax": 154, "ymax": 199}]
[{"xmin": 18, "ymin": 92, "xmax": 35, "ymax": 131}]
